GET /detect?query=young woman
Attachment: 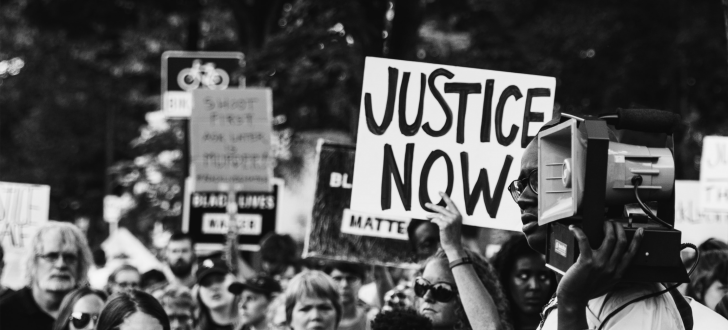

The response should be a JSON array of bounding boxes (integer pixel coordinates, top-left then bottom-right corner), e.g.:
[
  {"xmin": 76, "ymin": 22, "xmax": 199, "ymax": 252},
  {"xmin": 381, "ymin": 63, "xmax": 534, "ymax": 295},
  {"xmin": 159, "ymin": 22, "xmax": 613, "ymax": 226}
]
[
  {"xmin": 419, "ymin": 192, "xmax": 512, "ymax": 330},
  {"xmin": 96, "ymin": 290, "xmax": 170, "ymax": 330},
  {"xmin": 52, "ymin": 287, "xmax": 108, "ymax": 330},
  {"xmin": 284, "ymin": 270, "xmax": 342, "ymax": 330},
  {"xmin": 196, "ymin": 259, "xmax": 239, "ymax": 330}
]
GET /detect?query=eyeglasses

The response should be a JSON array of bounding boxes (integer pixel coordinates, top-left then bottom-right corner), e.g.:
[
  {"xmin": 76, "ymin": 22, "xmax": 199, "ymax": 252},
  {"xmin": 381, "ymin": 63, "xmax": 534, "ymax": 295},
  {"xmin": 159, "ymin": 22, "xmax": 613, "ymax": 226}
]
[
  {"xmin": 70, "ymin": 312, "xmax": 99, "ymax": 329},
  {"xmin": 413, "ymin": 277, "xmax": 458, "ymax": 303},
  {"xmin": 37, "ymin": 252, "xmax": 78, "ymax": 265},
  {"xmin": 508, "ymin": 169, "xmax": 538, "ymax": 203}
]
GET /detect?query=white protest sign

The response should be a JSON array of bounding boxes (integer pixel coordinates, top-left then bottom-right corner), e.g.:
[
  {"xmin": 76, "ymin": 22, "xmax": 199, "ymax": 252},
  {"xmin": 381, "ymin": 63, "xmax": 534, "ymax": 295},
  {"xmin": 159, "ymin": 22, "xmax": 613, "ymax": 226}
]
[
  {"xmin": 699, "ymin": 136, "xmax": 728, "ymax": 212},
  {"xmin": 340, "ymin": 209, "xmax": 410, "ymax": 240},
  {"xmin": 351, "ymin": 57, "xmax": 555, "ymax": 230},
  {"xmin": 676, "ymin": 180, "xmax": 728, "ymax": 245},
  {"xmin": 190, "ymin": 89, "xmax": 273, "ymax": 191},
  {"xmin": 0, "ymin": 182, "xmax": 50, "ymax": 246}
]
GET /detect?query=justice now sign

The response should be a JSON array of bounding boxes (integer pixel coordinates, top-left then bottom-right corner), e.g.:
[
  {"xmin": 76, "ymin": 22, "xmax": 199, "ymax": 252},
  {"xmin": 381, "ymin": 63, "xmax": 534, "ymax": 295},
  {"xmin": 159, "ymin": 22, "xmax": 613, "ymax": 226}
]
[{"xmin": 350, "ymin": 58, "xmax": 555, "ymax": 231}]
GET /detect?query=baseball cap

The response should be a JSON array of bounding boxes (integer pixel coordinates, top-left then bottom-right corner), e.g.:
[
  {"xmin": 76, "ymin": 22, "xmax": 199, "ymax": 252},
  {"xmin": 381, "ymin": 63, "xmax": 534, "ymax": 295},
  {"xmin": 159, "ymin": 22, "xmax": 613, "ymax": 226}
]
[
  {"xmin": 228, "ymin": 275, "xmax": 282, "ymax": 295},
  {"xmin": 196, "ymin": 258, "xmax": 230, "ymax": 284}
]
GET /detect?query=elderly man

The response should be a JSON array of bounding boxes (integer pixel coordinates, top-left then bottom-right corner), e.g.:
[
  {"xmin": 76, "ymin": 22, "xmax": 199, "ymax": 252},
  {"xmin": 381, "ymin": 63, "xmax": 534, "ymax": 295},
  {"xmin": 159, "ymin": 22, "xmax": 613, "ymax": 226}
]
[{"xmin": 0, "ymin": 221, "xmax": 92, "ymax": 329}]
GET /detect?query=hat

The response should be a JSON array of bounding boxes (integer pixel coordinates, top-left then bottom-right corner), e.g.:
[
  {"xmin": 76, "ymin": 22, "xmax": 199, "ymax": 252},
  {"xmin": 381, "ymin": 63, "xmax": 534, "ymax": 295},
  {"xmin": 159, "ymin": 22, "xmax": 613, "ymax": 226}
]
[
  {"xmin": 228, "ymin": 275, "xmax": 282, "ymax": 295},
  {"xmin": 196, "ymin": 258, "xmax": 230, "ymax": 284}
]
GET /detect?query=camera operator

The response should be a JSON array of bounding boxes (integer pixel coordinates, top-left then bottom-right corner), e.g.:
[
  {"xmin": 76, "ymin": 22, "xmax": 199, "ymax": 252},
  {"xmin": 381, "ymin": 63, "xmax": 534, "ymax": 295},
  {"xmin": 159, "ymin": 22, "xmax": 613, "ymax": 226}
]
[{"xmin": 513, "ymin": 117, "xmax": 728, "ymax": 329}]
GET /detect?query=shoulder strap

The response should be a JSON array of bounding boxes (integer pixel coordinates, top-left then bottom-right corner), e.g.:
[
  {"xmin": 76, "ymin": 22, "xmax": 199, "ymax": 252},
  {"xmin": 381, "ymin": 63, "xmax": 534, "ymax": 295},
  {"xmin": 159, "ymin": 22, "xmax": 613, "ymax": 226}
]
[{"xmin": 667, "ymin": 287, "xmax": 693, "ymax": 330}]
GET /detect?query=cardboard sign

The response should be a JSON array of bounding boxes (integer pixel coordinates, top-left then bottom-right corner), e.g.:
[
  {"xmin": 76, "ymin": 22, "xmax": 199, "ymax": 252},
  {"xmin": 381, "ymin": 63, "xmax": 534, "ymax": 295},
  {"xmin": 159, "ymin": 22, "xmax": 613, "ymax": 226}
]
[
  {"xmin": 699, "ymin": 136, "xmax": 728, "ymax": 212},
  {"xmin": 0, "ymin": 182, "xmax": 50, "ymax": 247},
  {"xmin": 304, "ymin": 142, "xmax": 419, "ymax": 268},
  {"xmin": 187, "ymin": 181, "xmax": 281, "ymax": 251},
  {"xmin": 162, "ymin": 51, "xmax": 244, "ymax": 118},
  {"xmin": 190, "ymin": 89, "xmax": 273, "ymax": 191},
  {"xmin": 350, "ymin": 57, "xmax": 555, "ymax": 230},
  {"xmin": 675, "ymin": 180, "xmax": 728, "ymax": 245}
]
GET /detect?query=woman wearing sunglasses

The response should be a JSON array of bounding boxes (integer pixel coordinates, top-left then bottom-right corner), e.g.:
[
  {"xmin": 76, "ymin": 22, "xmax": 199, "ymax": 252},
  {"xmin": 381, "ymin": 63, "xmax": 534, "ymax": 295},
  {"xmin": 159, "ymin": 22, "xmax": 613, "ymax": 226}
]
[
  {"xmin": 421, "ymin": 192, "xmax": 512, "ymax": 330},
  {"xmin": 52, "ymin": 286, "xmax": 108, "ymax": 330}
]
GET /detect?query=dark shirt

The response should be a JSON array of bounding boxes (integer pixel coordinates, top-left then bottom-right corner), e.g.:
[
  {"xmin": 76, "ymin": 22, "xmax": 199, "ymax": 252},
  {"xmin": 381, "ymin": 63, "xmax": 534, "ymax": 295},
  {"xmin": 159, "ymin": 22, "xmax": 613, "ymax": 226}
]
[
  {"xmin": 0, "ymin": 286, "xmax": 55, "ymax": 330},
  {"xmin": 0, "ymin": 287, "xmax": 15, "ymax": 303}
]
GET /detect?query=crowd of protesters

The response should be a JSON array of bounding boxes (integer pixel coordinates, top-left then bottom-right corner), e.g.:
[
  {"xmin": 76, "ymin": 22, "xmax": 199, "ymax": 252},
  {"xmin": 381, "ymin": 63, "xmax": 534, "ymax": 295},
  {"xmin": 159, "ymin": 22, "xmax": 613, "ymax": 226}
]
[{"xmin": 2, "ymin": 120, "xmax": 728, "ymax": 329}]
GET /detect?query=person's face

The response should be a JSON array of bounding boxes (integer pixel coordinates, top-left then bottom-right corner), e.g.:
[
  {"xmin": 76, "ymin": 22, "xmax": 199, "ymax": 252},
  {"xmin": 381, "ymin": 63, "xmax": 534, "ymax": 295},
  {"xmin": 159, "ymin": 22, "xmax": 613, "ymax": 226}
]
[
  {"xmin": 165, "ymin": 240, "xmax": 194, "ymax": 277},
  {"xmin": 239, "ymin": 290, "xmax": 271, "ymax": 326},
  {"xmin": 414, "ymin": 222, "xmax": 440, "ymax": 260},
  {"xmin": 199, "ymin": 273, "xmax": 235, "ymax": 310},
  {"xmin": 118, "ymin": 311, "xmax": 163, "ymax": 330},
  {"xmin": 417, "ymin": 259, "xmax": 458, "ymax": 328},
  {"xmin": 35, "ymin": 231, "xmax": 79, "ymax": 293},
  {"xmin": 329, "ymin": 269, "xmax": 361, "ymax": 306},
  {"xmin": 289, "ymin": 296, "xmax": 337, "ymax": 330},
  {"xmin": 518, "ymin": 141, "xmax": 547, "ymax": 255},
  {"xmin": 111, "ymin": 270, "xmax": 141, "ymax": 295},
  {"xmin": 274, "ymin": 265, "xmax": 297, "ymax": 291},
  {"xmin": 508, "ymin": 254, "xmax": 554, "ymax": 315},
  {"xmin": 164, "ymin": 306, "xmax": 194, "ymax": 330},
  {"xmin": 69, "ymin": 294, "xmax": 104, "ymax": 330},
  {"xmin": 703, "ymin": 280, "xmax": 728, "ymax": 310}
]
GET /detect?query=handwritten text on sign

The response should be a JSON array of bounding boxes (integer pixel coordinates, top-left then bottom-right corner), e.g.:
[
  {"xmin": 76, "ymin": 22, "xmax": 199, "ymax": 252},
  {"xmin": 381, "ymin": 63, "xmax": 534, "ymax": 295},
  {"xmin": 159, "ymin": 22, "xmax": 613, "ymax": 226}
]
[
  {"xmin": 0, "ymin": 182, "xmax": 50, "ymax": 247},
  {"xmin": 340, "ymin": 209, "xmax": 410, "ymax": 240},
  {"xmin": 699, "ymin": 136, "xmax": 728, "ymax": 212},
  {"xmin": 350, "ymin": 58, "xmax": 555, "ymax": 230},
  {"xmin": 190, "ymin": 89, "xmax": 273, "ymax": 191}
]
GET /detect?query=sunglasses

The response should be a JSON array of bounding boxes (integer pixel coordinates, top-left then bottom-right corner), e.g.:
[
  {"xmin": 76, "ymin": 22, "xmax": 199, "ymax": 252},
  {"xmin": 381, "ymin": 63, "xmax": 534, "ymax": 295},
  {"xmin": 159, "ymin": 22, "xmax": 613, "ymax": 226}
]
[
  {"xmin": 70, "ymin": 312, "xmax": 99, "ymax": 329},
  {"xmin": 414, "ymin": 277, "xmax": 458, "ymax": 303}
]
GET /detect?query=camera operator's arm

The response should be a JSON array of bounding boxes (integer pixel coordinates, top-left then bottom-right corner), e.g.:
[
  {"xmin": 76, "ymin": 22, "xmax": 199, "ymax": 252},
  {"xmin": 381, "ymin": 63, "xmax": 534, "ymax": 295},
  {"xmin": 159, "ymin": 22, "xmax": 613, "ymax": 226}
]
[
  {"xmin": 557, "ymin": 222, "xmax": 643, "ymax": 330},
  {"xmin": 426, "ymin": 192, "xmax": 500, "ymax": 330}
]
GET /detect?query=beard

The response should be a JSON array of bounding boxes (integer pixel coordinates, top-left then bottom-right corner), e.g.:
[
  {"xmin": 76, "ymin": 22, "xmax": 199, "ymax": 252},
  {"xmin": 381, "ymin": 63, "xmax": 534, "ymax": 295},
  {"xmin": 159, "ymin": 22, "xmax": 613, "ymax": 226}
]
[
  {"xmin": 38, "ymin": 276, "xmax": 76, "ymax": 293},
  {"xmin": 169, "ymin": 260, "xmax": 193, "ymax": 277}
]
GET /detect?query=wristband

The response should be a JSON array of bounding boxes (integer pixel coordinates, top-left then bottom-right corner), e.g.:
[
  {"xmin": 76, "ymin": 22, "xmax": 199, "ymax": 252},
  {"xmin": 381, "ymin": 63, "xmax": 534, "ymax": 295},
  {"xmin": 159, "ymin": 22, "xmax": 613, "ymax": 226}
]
[{"xmin": 449, "ymin": 257, "xmax": 472, "ymax": 269}]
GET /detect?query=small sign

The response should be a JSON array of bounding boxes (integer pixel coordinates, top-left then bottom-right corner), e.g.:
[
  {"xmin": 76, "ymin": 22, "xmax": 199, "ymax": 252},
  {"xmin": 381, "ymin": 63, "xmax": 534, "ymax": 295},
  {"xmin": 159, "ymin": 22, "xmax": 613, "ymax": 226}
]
[
  {"xmin": 676, "ymin": 180, "xmax": 728, "ymax": 245},
  {"xmin": 340, "ymin": 209, "xmax": 410, "ymax": 240},
  {"xmin": 0, "ymin": 182, "xmax": 50, "ymax": 247},
  {"xmin": 162, "ymin": 51, "xmax": 244, "ymax": 118},
  {"xmin": 699, "ymin": 136, "xmax": 728, "ymax": 212}
]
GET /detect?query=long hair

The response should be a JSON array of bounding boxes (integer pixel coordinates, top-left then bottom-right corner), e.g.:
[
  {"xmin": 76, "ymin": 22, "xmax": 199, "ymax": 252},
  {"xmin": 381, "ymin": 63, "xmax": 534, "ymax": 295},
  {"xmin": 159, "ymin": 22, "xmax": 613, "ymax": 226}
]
[
  {"xmin": 96, "ymin": 290, "xmax": 171, "ymax": 330},
  {"xmin": 195, "ymin": 278, "xmax": 239, "ymax": 330},
  {"xmin": 26, "ymin": 221, "xmax": 93, "ymax": 287},
  {"xmin": 52, "ymin": 287, "xmax": 108, "ymax": 330},
  {"xmin": 424, "ymin": 248, "xmax": 512, "ymax": 330},
  {"xmin": 284, "ymin": 270, "xmax": 342, "ymax": 327},
  {"xmin": 491, "ymin": 235, "xmax": 556, "ymax": 325},
  {"xmin": 685, "ymin": 250, "xmax": 728, "ymax": 303}
]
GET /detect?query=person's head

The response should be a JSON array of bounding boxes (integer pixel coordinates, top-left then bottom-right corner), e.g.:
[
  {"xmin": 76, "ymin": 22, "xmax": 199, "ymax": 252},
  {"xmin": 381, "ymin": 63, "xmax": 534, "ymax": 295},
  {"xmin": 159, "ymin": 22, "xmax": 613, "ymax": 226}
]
[
  {"xmin": 284, "ymin": 270, "xmax": 342, "ymax": 330},
  {"xmin": 107, "ymin": 264, "xmax": 141, "ymax": 295},
  {"xmin": 698, "ymin": 238, "xmax": 728, "ymax": 253},
  {"xmin": 407, "ymin": 220, "xmax": 440, "ymax": 260},
  {"xmin": 417, "ymin": 248, "xmax": 510, "ymax": 330},
  {"xmin": 195, "ymin": 258, "xmax": 236, "ymax": 312},
  {"xmin": 165, "ymin": 232, "xmax": 195, "ymax": 278},
  {"xmin": 53, "ymin": 287, "xmax": 108, "ymax": 330},
  {"xmin": 266, "ymin": 294, "xmax": 288, "ymax": 330},
  {"xmin": 686, "ymin": 250, "xmax": 728, "ymax": 310},
  {"xmin": 96, "ymin": 290, "xmax": 171, "ymax": 330},
  {"xmin": 371, "ymin": 309, "xmax": 433, "ymax": 330},
  {"xmin": 323, "ymin": 261, "xmax": 366, "ymax": 306},
  {"xmin": 229, "ymin": 275, "xmax": 282, "ymax": 327},
  {"xmin": 492, "ymin": 235, "xmax": 556, "ymax": 320},
  {"xmin": 260, "ymin": 233, "xmax": 299, "ymax": 277},
  {"xmin": 156, "ymin": 285, "xmax": 196, "ymax": 330},
  {"xmin": 27, "ymin": 221, "xmax": 93, "ymax": 294},
  {"xmin": 141, "ymin": 269, "xmax": 167, "ymax": 292}
]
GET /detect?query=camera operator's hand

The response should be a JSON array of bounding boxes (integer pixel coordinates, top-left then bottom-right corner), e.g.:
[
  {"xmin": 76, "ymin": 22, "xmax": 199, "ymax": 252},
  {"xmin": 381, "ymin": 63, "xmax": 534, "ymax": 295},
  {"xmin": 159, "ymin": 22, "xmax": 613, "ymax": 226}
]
[
  {"xmin": 425, "ymin": 192, "xmax": 464, "ymax": 258},
  {"xmin": 557, "ymin": 221, "xmax": 644, "ymax": 330}
]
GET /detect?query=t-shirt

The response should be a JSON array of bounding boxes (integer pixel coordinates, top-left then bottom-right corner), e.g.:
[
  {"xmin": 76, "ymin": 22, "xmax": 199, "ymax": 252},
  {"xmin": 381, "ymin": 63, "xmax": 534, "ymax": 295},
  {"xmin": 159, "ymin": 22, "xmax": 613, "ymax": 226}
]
[
  {"xmin": 537, "ymin": 283, "xmax": 728, "ymax": 330},
  {"xmin": 0, "ymin": 286, "xmax": 55, "ymax": 330}
]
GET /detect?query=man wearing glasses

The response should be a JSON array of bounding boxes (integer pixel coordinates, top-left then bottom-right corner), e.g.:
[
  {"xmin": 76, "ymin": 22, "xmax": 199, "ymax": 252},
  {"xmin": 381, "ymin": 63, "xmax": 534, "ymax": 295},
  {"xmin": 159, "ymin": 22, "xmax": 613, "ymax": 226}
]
[{"xmin": 0, "ymin": 221, "xmax": 92, "ymax": 330}]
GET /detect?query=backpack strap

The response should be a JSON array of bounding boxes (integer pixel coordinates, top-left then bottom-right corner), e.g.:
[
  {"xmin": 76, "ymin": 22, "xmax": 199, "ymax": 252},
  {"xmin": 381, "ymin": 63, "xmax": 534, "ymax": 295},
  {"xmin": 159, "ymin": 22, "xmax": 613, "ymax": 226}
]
[{"xmin": 667, "ymin": 287, "xmax": 693, "ymax": 330}]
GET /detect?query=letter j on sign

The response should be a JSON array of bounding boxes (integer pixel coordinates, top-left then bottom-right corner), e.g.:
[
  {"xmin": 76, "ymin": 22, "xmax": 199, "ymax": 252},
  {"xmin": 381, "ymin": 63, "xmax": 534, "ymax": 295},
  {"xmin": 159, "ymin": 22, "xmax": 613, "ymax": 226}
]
[{"xmin": 350, "ymin": 57, "xmax": 556, "ymax": 231}]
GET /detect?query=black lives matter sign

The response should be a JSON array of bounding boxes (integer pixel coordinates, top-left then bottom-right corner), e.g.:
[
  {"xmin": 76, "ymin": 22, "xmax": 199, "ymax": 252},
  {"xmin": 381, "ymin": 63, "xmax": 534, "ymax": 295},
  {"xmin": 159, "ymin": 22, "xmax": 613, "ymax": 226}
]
[{"xmin": 188, "ymin": 183, "xmax": 278, "ymax": 248}]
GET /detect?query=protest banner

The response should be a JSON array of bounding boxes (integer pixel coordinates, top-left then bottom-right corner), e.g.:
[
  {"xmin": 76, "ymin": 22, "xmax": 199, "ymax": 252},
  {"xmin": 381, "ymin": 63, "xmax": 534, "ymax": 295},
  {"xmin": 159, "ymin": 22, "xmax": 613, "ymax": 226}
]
[
  {"xmin": 190, "ymin": 88, "xmax": 273, "ymax": 191},
  {"xmin": 675, "ymin": 180, "xmax": 728, "ymax": 245},
  {"xmin": 699, "ymin": 136, "xmax": 728, "ymax": 212},
  {"xmin": 350, "ymin": 57, "xmax": 555, "ymax": 231},
  {"xmin": 162, "ymin": 51, "xmax": 245, "ymax": 118},
  {"xmin": 0, "ymin": 182, "xmax": 50, "ymax": 289},
  {"xmin": 304, "ymin": 141, "xmax": 419, "ymax": 268},
  {"xmin": 187, "ymin": 180, "xmax": 281, "ymax": 251}
]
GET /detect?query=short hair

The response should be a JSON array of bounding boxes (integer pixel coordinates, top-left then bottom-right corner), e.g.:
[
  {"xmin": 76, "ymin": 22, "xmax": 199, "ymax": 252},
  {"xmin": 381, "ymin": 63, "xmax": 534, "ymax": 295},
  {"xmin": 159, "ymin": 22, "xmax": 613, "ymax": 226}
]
[
  {"xmin": 406, "ymin": 220, "xmax": 437, "ymax": 253},
  {"xmin": 425, "ymin": 248, "xmax": 512, "ymax": 330},
  {"xmin": 26, "ymin": 221, "xmax": 93, "ymax": 287},
  {"xmin": 52, "ymin": 287, "xmax": 108, "ymax": 330},
  {"xmin": 491, "ymin": 234, "xmax": 556, "ymax": 323},
  {"xmin": 371, "ymin": 309, "xmax": 432, "ymax": 330},
  {"xmin": 323, "ymin": 261, "xmax": 366, "ymax": 281},
  {"xmin": 168, "ymin": 231, "xmax": 193, "ymax": 245},
  {"xmin": 686, "ymin": 250, "xmax": 728, "ymax": 304},
  {"xmin": 155, "ymin": 285, "xmax": 196, "ymax": 313},
  {"xmin": 97, "ymin": 290, "xmax": 171, "ymax": 330},
  {"xmin": 108, "ymin": 264, "xmax": 140, "ymax": 284},
  {"xmin": 284, "ymin": 271, "xmax": 342, "ymax": 326},
  {"xmin": 260, "ymin": 233, "xmax": 297, "ymax": 265}
]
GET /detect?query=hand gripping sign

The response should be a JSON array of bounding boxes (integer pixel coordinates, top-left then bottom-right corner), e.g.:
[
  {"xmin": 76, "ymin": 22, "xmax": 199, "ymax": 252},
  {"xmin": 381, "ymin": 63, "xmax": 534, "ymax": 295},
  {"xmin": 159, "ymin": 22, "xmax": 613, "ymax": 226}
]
[{"xmin": 350, "ymin": 58, "xmax": 555, "ymax": 231}]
